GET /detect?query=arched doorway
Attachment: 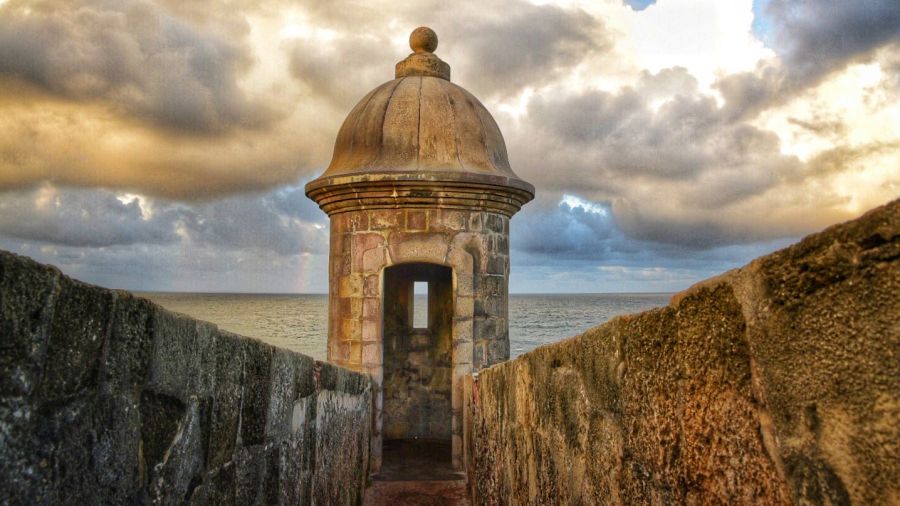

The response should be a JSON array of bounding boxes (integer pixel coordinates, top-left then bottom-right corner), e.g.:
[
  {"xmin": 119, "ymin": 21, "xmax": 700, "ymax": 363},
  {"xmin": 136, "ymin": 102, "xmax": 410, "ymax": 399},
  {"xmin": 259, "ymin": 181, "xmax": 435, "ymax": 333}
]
[{"xmin": 380, "ymin": 262, "xmax": 455, "ymax": 477}]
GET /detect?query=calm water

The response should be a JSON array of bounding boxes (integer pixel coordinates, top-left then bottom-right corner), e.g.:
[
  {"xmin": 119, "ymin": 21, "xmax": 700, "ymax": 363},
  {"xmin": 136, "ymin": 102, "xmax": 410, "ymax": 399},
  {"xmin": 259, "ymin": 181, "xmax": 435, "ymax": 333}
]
[{"xmin": 140, "ymin": 293, "xmax": 671, "ymax": 360}]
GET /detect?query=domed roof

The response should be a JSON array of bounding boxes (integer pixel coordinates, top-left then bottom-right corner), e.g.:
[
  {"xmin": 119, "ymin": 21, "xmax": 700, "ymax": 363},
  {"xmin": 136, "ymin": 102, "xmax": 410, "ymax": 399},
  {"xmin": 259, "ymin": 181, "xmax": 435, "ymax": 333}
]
[
  {"xmin": 323, "ymin": 77, "xmax": 517, "ymax": 180},
  {"xmin": 306, "ymin": 28, "xmax": 534, "ymax": 217}
]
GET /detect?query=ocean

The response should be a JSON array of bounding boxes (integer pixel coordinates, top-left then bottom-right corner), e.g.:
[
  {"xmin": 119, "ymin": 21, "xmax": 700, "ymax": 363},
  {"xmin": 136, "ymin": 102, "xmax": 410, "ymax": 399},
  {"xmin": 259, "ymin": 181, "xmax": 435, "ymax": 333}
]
[{"xmin": 140, "ymin": 293, "xmax": 672, "ymax": 361}]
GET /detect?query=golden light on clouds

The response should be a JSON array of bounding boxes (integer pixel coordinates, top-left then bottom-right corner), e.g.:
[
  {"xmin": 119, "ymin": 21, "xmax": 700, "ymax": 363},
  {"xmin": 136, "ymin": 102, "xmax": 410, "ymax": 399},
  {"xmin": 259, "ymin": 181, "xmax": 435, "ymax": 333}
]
[
  {"xmin": 0, "ymin": 0, "xmax": 897, "ymax": 291},
  {"xmin": 0, "ymin": 91, "xmax": 313, "ymax": 198}
]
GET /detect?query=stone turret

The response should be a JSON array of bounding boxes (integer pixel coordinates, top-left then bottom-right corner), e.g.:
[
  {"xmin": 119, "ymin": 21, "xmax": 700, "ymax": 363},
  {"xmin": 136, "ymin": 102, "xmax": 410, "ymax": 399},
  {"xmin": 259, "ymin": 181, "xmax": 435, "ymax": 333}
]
[{"xmin": 306, "ymin": 27, "xmax": 534, "ymax": 471}]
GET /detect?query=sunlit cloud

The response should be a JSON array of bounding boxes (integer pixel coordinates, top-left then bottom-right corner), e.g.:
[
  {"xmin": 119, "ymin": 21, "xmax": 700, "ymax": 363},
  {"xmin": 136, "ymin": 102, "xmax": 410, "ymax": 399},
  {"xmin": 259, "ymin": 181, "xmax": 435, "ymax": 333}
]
[{"xmin": 0, "ymin": 0, "xmax": 897, "ymax": 292}]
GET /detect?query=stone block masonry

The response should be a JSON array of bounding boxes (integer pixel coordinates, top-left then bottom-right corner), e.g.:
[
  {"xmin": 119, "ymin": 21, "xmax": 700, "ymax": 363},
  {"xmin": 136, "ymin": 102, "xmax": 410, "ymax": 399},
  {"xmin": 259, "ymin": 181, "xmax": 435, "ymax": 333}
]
[
  {"xmin": 470, "ymin": 199, "xmax": 899, "ymax": 505},
  {"xmin": 327, "ymin": 207, "xmax": 511, "ymax": 470},
  {"xmin": 328, "ymin": 207, "xmax": 510, "ymax": 373},
  {"xmin": 0, "ymin": 251, "xmax": 373, "ymax": 505}
]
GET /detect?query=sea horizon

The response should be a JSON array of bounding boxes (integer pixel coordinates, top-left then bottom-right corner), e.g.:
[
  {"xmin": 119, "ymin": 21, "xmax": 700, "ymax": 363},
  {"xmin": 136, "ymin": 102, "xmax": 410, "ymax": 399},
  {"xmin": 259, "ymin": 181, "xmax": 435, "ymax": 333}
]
[
  {"xmin": 135, "ymin": 290, "xmax": 676, "ymax": 296},
  {"xmin": 141, "ymin": 291, "xmax": 674, "ymax": 361}
]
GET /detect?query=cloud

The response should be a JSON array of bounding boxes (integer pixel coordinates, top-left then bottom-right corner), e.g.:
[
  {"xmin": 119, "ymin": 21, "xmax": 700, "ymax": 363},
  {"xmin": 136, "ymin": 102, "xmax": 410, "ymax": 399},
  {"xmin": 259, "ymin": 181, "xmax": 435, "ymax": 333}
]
[
  {"xmin": 505, "ymin": 48, "xmax": 900, "ymax": 249},
  {"xmin": 0, "ymin": 0, "xmax": 329, "ymax": 199},
  {"xmin": 801, "ymin": 141, "xmax": 900, "ymax": 178},
  {"xmin": 509, "ymin": 194, "xmax": 797, "ymax": 292},
  {"xmin": 523, "ymin": 68, "xmax": 770, "ymax": 184},
  {"xmin": 0, "ymin": 0, "xmax": 277, "ymax": 135},
  {"xmin": 0, "ymin": 182, "xmax": 330, "ymax": 291},
  {"xmin": 768, "ymin": 0, "xmax": 900, "ymax": 84},
  {"xmin": 0, "ymin": 0, "xmax": 897, "ymax": 293},
  {"xmin": 787, "ymin": 116, "xmax": 847, "ymax": 138},
  {"xmin": 447, "ymin": 3, "xmax": 605, "ymax": 98},
  {"xmin": 180, "ymin": 189, "xmax": 328, "ymax": 256},
  {"xmin": 0, "ymin": 183, "xmax": 327, "ymax": 254},
  {"xmin": 0, "ymin": 185, "xmax": 180, "ymax": 247},
  {"xmin": 285, "ymin": 0, "xmax": 605, "ymax": 104},
  {"xmin": 508, "ymin": 67, "xmax": 809, "ymax": 244},
  {"xmin": 0, "ymin": 97, "xmax": 312, "ymax": 198},
  {"xmin": 0, "ymin": 236, "xmax": 329, "ymax": 293},
  {"xmin": 718, "ymin": 0, "xmax": 900, "ymax": 119},
  {"xmin": 510, "ymin": 194, "xmax": 797, "ymax": 266},
  {"xmin": 512, "ymin": 197, "xmax": 633, "ymax": 259},
  {"xmin": 287, "ymin": 32, "xmax": 394, "ymax": 111}
]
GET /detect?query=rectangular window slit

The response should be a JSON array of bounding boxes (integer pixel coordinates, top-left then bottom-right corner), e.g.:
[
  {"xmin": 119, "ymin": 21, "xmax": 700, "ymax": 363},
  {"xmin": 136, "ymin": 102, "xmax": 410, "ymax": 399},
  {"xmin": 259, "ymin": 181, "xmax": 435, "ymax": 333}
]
[{"xmin": 413, "ymin": 282, "xmax": 428, "ymax": 329}]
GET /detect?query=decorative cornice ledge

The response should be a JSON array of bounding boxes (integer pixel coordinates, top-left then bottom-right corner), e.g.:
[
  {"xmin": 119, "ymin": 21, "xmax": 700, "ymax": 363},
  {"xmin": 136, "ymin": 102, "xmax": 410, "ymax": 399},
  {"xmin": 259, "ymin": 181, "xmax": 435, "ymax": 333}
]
[{"xmin": 305, "ymin": 172, "xmax": 535, "ymax": 217}]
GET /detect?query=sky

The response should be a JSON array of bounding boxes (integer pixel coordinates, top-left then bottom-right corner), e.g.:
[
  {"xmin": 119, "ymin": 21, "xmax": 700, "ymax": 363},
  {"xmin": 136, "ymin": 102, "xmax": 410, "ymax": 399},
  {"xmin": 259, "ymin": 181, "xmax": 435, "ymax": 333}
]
[{"xmin": 0, "ymin": 0, "xmax": 897, "ymax": 293}]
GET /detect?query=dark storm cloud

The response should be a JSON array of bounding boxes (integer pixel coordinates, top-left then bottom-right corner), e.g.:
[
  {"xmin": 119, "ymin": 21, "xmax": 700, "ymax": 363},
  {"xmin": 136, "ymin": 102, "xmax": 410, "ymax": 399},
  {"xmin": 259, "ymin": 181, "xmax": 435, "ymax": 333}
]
[
  {"xmin": 507, "ymin": 66, "xmax": 831, "ymax": 247},
  {"xmin": 718, "ymin": 0, "xmax": 900, "ymax": 119},
  {"xmin": 287, "ymin": 33, "xmax": 393, "ymax": 110},
  {"xmin": 613, "ymin": 199, "xmax": 764, "ymax": 248},
  {"xmin": 182, "ymin": 190, "xmax": 328, "ymax": 256},
  {"xmin": 449, "ymin": 3, "xmax": 605, "ymax": 97},
  {"xmin": 510, "ymin": 196, "xmax": 798, "ymax": 272},
  {"xmin": 0, "ymin": 0, "xmax": 277, "ymax": 134},
  {"xmin": 522, "ymin": 67, "xmax": 798, "ymax": 189},
  {"xmin": 0, "ymin": 186, "xmax": 180, "ymax": 247},
  {"xmin": 511, "ymin": 198, "xmax": 632, "ymax": 259},
  {"xmin": 0, "ymin": 184, "xmax": 327, "ymax": 254},
  {"xmin": 768, "ymin": 0, "xmax": 900, "ymax": 83}
]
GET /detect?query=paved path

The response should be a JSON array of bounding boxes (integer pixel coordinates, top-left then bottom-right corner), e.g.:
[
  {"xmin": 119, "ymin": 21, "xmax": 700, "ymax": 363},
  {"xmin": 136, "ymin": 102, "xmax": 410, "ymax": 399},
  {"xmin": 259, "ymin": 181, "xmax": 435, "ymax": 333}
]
[
  {"xmin": 363, "ymin": 480, "xmax": 471, "ymax": 506},
  {"xmin": 364, "ymin": 440, "xmax": 471, "ymax": 505}
]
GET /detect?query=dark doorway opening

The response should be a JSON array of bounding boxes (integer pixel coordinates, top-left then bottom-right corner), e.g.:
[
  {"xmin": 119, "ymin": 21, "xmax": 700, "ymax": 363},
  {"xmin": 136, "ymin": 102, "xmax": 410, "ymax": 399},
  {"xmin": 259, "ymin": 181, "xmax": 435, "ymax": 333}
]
[{"xmin": 381, "ymin": 262, "xmax": 454, "ymax": 479}]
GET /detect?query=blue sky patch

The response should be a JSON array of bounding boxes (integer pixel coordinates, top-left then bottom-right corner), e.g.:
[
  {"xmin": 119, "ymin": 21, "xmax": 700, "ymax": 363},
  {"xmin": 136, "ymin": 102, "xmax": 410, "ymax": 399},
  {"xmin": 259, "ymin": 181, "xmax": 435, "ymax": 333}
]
[
  {"xmin": 623, "ymin": 0, "xmax": 657, "ymax": 12},
  {"xmin": 752, "ymin": 0, "xmax": 775, "ymax": 47}
]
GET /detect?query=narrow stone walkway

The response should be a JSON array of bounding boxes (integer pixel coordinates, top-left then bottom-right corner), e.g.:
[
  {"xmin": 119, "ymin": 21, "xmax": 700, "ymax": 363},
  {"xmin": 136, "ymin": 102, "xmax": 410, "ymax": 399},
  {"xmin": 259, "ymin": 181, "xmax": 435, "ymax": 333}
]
[
  {"xmin": 364, "ymin": 440, "xmax": 470, "ymax": 506},
  {"xmin": 363, "ymin": 480, "xmax": 470, "ymax": 506}
]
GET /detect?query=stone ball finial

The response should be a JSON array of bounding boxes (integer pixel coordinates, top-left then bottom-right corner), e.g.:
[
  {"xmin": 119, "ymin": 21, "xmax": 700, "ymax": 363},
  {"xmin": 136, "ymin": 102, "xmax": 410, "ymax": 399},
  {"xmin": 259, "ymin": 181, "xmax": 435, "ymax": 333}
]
[
  {"xmin": 410, "ymin": 27, "xmax": 438, "ymax": 53},
  {"xmin": 396, "ymin": 26, "xmax": 450, "ymax": 80}
]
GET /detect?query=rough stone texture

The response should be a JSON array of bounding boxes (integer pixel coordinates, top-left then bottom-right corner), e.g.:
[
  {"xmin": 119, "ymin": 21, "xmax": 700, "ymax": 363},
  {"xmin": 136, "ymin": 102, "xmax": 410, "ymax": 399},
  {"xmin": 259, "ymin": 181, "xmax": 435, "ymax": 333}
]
[
  {"xmin": 0, "ymin": 251, "xmax": 372, "ymax": 505},
  {"xmin": 471, "ymin": 199, "xmax": 899, "ymax": 505}
]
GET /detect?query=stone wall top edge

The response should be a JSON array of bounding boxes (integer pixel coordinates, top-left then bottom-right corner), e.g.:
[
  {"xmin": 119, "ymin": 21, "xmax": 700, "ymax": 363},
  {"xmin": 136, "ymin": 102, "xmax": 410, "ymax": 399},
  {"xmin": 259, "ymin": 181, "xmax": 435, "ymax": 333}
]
[
  {"xmin": 0, "ymin": 249, "xmax": 368, "ymax": 384},
  {"xmin": 671, "ymin": 199, "xmax": 898, "ymax": 307},
  {"xmin": 474, "ymin": 197, "xmax": 899, "ymax": 376}
]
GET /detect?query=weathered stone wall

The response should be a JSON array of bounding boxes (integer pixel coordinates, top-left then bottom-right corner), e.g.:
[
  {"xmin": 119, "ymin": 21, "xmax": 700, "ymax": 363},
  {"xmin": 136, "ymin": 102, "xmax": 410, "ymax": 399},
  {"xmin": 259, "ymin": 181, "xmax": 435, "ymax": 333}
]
[
  {"xmin": 471, "ymin": 199, "xmax": 899, "ymax": 505},
  {"xmin": 0, "ymin": 251, "xmax": 373, "ymax": 505},
  {"xmin": 328, "ymin": 207, "xmax": 510, "ymax": 469}
]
